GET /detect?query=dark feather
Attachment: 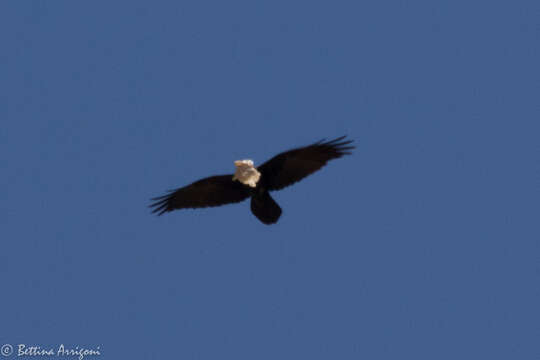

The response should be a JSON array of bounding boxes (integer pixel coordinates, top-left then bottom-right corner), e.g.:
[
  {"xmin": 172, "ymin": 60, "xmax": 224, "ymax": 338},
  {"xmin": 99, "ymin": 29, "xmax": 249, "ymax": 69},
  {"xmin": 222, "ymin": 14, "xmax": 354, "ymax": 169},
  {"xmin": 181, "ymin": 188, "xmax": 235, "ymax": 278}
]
[
  {"xmin": 257, "ymin": 135, "xmax": 354, "ymax": 191},
  {"xmin": 149, "ymin": 175, "xmax": 250, "ymax": 215},
  {"xmin": 250, "ymin": 191, "xmax": 282, "ymax": 225}
]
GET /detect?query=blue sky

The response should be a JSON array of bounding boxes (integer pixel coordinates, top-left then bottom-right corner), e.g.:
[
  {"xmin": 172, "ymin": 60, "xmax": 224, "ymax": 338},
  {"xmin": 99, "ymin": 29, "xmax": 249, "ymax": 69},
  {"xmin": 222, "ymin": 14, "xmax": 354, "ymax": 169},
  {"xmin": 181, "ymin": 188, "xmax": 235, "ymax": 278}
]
[{"xmin": 1, "ymin": 1, "xmax": 538, "ymax": 359}]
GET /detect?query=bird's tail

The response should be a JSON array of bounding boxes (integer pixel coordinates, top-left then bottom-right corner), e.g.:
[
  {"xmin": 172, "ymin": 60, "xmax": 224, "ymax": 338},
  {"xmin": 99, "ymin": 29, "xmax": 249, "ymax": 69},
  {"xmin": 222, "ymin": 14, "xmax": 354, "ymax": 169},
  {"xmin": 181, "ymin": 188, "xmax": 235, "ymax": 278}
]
[{"xmin": 250, "ymin": 191, "xmax": 282, "ymax": 225}]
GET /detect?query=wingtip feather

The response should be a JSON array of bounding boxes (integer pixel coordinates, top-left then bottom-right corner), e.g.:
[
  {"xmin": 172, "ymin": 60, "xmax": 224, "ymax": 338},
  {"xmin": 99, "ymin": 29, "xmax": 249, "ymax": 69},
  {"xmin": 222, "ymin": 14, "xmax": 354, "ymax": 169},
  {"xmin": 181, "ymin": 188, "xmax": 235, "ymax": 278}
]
[
  {"xmin": 149, "ymin": 196, "xmax": 170, "ymax": 215},
  {"xmin": 320, "ymin": 135, "xmax": 355, "ymax": 156}
]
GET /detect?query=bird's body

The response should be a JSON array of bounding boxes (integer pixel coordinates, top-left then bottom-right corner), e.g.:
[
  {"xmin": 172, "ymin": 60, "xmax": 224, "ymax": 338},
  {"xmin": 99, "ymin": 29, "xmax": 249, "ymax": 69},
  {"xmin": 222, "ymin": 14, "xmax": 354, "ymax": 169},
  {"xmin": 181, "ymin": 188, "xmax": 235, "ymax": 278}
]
[{"xmin": 150, "ymin": 136, "xmax": 354, "ymax": 224}]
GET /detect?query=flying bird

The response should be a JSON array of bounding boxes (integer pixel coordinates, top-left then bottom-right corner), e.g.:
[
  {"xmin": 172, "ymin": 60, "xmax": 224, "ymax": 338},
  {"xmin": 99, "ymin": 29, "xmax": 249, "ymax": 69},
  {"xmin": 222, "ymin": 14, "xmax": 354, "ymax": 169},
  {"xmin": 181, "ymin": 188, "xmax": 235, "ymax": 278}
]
[{"xmin": 149, "ymin": 136, "xmax": 354, "ymax": 225}]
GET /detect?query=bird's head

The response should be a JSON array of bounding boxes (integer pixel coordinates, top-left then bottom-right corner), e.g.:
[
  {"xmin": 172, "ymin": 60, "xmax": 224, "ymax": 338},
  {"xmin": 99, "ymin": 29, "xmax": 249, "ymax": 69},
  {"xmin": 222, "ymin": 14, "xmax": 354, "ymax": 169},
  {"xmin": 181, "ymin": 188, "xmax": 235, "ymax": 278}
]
[{"xmin": 232, "ymin": 159, "xmax": 260, "ymax": 187}]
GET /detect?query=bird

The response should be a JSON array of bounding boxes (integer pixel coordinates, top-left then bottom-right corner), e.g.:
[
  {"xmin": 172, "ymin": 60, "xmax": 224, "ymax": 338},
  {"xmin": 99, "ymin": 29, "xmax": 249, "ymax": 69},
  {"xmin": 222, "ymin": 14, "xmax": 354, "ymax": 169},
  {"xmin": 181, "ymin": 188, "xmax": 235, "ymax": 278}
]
[{"xmin": 149, "ymin": 136, "xmax": 354, "ymax": 225}]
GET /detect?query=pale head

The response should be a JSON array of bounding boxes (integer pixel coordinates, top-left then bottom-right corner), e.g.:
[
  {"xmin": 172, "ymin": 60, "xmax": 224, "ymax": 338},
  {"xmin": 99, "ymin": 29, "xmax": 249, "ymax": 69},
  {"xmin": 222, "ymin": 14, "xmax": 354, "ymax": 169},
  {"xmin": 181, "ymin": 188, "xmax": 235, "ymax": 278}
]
[{"xmin": 232, "ymin": 159, "xmax": 261, "ymax": 187}]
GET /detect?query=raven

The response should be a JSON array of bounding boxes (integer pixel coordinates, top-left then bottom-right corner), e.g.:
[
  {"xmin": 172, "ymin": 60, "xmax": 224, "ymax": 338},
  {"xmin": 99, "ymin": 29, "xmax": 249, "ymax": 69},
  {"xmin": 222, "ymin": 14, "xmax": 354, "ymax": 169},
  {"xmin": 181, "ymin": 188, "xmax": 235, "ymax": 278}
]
[{"xmin": 149, "ymin": 136, "xmax": 354, "ymax": 225}]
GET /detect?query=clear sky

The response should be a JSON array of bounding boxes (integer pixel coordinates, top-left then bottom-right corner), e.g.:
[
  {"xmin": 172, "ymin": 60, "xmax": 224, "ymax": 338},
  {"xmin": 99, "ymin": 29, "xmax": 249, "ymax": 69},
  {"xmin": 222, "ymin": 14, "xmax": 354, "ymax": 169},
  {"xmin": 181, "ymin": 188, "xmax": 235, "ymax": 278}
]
[{"xmin": 1, "ymin": 1, "xmax": 538, "ymax": 359}]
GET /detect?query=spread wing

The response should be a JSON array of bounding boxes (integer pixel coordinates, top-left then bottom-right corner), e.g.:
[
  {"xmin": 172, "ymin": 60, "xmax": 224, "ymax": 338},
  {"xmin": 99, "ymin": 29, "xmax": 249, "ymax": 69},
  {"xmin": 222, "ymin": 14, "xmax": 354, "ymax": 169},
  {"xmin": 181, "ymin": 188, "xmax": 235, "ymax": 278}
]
[
  {"xmin": 149, "ymin": 175, "xmax": 250, "ymax": 215},
  {"xmin": 257, "ymin": 136, "xmax": 354, "ymax": 191}
]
